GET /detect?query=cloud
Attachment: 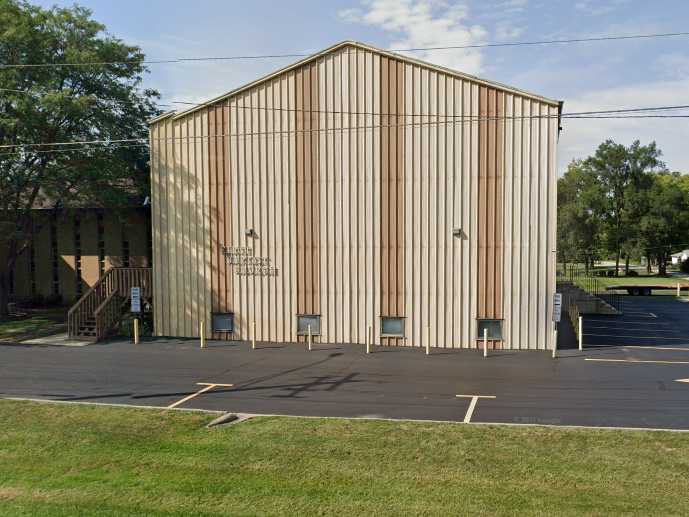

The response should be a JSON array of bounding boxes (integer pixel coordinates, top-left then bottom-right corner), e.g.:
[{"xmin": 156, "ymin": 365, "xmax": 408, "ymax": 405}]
[
  {"xmin": 574, "ymin": 0, "xmax": 631, "ymax": 16},
  {"xmin": 495, "ymin": 20, "xmax": 524, "ymax": 40},
  {"xmin": 559, "ymin": 76, "xmax": 689, "ymax": 173},
  {"xmin": 338, "ymin": 0, "xmax": 487, "ymax": 74}
]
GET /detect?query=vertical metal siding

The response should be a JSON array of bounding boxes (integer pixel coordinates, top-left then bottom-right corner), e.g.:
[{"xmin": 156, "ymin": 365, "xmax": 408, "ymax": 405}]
[{"xmin": 150, "ymin": 45, "xmax": 558, "ymax": 350}]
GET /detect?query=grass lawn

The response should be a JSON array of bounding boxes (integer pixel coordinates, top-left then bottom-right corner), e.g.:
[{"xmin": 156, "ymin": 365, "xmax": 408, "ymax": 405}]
[
  {"xmin": 1, "ymin": 400, "xmax": 689, "ymax": 516},
  {"xmin": 595, "ymin": 275, "xmax": 689, "ymax": 296},
  {"xmin": 0, "ymin": 308, "xmax": 67, "ymax": 342}
]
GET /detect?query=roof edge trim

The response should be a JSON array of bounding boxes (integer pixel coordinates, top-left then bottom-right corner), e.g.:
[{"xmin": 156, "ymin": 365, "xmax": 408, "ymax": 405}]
[{"xmin": 150, "ymin": 40, "xmax": 561, "ymax": 125}]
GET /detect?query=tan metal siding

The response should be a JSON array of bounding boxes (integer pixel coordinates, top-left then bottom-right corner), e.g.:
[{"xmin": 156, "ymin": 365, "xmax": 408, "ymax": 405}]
[{"xmin": 149, "ymin": 44, "xmax": 558, "ymax": 350}]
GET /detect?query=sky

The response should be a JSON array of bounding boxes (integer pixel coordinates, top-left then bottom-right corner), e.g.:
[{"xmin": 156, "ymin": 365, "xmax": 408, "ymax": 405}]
[{"xmin": 33, "ymin": 0, "xmax": 689, "ymax": 173}]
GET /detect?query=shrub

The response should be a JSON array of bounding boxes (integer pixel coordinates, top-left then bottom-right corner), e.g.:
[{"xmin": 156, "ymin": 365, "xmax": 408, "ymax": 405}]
[
  {"xmin": 626, "ymin": 270, "xmax": 639, "ymax": 277},
  {"xmin": 681, "ymin": 259, "xmax": 689, "ymax": 274}
]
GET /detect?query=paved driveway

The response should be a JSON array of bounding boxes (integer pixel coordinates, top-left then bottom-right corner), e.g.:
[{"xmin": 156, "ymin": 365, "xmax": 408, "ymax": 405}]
[{"xmin": 1, "ymin": 296, "xmax": 688, "ymax": 430}]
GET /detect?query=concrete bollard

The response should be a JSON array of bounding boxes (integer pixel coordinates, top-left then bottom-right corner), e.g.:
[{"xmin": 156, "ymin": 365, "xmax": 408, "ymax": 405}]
[
  {"xmin": 199, "ymin": 320, "xmax": 205, "ymax": 349},
  {"xmin": 252, "ymin": 321, "xmax": 256, "ymax": 350},
  {"xmin": 367, "ymin": 325, "xmax": 373, "ymax": 354},
  {"xmin": 365, "ymin": 326, "xmax": 370, "ymax": 354},
  {"xmin": 426, "ymin": 326, "xmax": 430, "ymax": 356},
  {"xmin": 483, "ymin": 328, "xmax": 488, "ymax": 358},
  {"xmin": 307, "ymin": 324, "xmax": 312, "ymax": 351},
  {"xmin": 552, "ymin": 324, "xmax": 558, "ymax": 359}
]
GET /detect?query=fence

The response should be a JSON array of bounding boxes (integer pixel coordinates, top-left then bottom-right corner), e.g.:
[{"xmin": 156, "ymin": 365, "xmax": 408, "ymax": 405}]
[{"xmin": 560, "ymin": 264, "xmax": 622, "ymax": 312}]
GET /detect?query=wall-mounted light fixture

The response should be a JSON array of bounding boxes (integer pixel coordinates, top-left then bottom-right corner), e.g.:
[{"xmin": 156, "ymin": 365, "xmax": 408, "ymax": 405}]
[
  {"xmin": 452, "ymin": 228, "xmax": 463, "ymax": 238},
  {"xmin": 245, "ymin": 228, "xmax": 255, "ymax": 238}
]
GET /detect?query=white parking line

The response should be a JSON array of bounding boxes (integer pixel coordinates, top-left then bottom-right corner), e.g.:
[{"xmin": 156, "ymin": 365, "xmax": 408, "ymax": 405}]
[
  {"xmin": 624, "ymin": 346, "xmax": 689, "ymax": 352},
  {"xmin": 456, "ymin": 395, "xmax": 496, "ymax": 423},
  {"xmin": 585, "ymin": 333, "xmax": 689, "ymax": 340},
  {"xmin": 585, "ymin": 358, "xmax": 689, "ymax": 365},
  {"xmin": 167, "ymin": 382, "xmax": 234, "ymax": 409},
  {"xmin": 586, "ymin": 326, "xmax": 676, "ymax": 333}
]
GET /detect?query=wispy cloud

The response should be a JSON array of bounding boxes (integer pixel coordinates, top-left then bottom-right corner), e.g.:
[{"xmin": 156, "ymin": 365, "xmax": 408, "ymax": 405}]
[
  {"xmin": 574, "ymin": 0, "xmax": 631, "ymax": 16},
  {"xmin": 339, "ymin": 0, "xmax": 487, "ymax": 74}
]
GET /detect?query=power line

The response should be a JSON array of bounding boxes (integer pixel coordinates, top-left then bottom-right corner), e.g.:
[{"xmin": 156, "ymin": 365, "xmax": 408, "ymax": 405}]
[
  {"xmin": 2, "ymin": 31, "xmax": 689, "ymax": 69},
  {"xmin": 0, "ymin": 143, "xmax": 148, "ymax": 157},
  {"xmin": 168, "ymin": 100, "xmax": 689, "ymax": 118},
  {"xmin": 2, "ymin": 110, "xmax": 689, "ymax": 152}
]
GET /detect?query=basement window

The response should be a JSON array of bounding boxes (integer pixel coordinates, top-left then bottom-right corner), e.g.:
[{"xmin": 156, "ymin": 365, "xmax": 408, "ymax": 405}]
[
  {"xmin": 477, "ymin": 319, "xmax": 503, "ymax": 340},
  {"xmin": 211, "ymin": 313, "xmax": 234, "ymax": 333},
  {"xmin": 297, "ymin": 315, "xmax": 321, "ymax": 336},
  {"xmin": 381, "ymin": 317, "xmax": 405, "ymax": 337}
]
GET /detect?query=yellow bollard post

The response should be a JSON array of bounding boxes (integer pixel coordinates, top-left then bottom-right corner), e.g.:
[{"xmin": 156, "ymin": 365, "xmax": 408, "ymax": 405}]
[
  {"xmin": 133, "ymin": 318, "xmax": 139, "ymax": 345},
  {"xmin": 199, "ymin": 319, "xmax": 205, "ymax": 349},
  {"xmin": 365, "ymin": 327, "xmax": 370, "ymax": 354},
  {"xmin": 307, "ymin": 325, "xmax": 312, "ymax": 351},
  {"xmin": 252, "ymin": 321, "xmax": 256, "ymax": 350},
  {"xmin": 426, "ymin": 326, "xmax": 430, "ymax": 356},
  {"xmin": 483, "ymin": 328, "xmax": 488, "ymax": 358}
]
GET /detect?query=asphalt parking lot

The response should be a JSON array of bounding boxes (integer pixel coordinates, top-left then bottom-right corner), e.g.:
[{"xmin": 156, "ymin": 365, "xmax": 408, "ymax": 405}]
[{"xmin": 1, "ymin": 294, "xmax": 688, "ymax": 430}]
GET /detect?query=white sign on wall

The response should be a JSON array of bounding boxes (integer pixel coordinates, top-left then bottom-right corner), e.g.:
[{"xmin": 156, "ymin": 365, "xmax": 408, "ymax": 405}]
[
  {"xmin": 131, "ymin": 286, "xmax": 141, "ymax": 313},
  {"xmin": 552, "ymin": 293, "xmax": 562, "ymax": 322}
]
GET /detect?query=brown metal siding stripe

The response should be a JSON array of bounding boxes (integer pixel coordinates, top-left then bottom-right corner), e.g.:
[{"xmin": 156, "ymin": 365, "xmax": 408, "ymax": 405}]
[
  {"xmin": 380, "ymin": 57, "xmax": 405, "ymax": 345},
  {"xmin": 208, "ymin": 108, "xmax": 218, "ymax": 315},
  {"xmin": 477, "ymin": 87, "xmax": 505, "ymax": 331},
  {"xmin": 397, "ymin": 61, "xmax": 405, "ymax": 320},
  {"xmin": 310, "ymin": 63, "xmax": 320, "ymax": 318},
  {"xmin": 295, "ymin": 64, "xmax": 320, "ymax": 340},
  {"xmin": 478, "ymin": 86, "xmax": 487, "ymax": 319},
  {"xmin": 495, "ymin": 92, "xmax": 505, "ymax": 319},
  {"xmin": 487, "ymin": 88, "xmax": 496, "ymax": 317}
]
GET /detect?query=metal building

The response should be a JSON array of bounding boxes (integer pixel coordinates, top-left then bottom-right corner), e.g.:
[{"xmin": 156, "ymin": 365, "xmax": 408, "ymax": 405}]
[{"xmin": 149, "ymin": 41, "xmax": 561, "ymax": 350}]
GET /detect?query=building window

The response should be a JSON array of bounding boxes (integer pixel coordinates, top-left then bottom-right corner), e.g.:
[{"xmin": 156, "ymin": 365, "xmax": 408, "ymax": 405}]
[
  {"xmin": 297, "ymin": 315, "xmax": 321, "ymax": 335},
  {"xmin": 29, "ymin": 244, "xmax": 36, "ymax": 296},
  {"xmin": 146, "ymin": 213, "xmax": 153, "ymax": 267},
  {"xmin": 50, "ymin": 214, "xmax": 59, "ymax": 295},
  {"xmin": 122, "ymin": 237, "xmax": 130, "ymax": 268},
  {"xmin": 381, "ymin": 316, "xmax": 405, "ymax": 336},
  {"xmin": 97, "ymin": 211, "xmax": 105, "ymax": 277},
  {"xmin": 73, "ymin": 214, "xmax": 83, "ymax": 297},
  {"xmin": 477, "ymin": 319, "xmax": 503, "ymax": 340},
  {"xmin": 211, "ymin": 313, "xmax": 234, "ymax": 332}
]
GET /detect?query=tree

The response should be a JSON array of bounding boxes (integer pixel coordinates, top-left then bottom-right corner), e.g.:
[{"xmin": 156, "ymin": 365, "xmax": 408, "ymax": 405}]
[
  {"xmin": 637, "ymin": 173, "xmax": 689, "ymax": 276},
  {"xmin": 583, "ymin": 140, "xmax": 664, "ymax": 276},
  {"xmin": 0, "ymin": 0, "xmax": 159, "ymax": 317},
  {"xmin": 557, "ymin": 159, "xmax": 605, "ymax": 273}
]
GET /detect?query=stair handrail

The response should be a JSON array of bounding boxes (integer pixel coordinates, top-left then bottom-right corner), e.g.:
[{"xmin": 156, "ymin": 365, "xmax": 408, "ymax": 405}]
[
  {"xmin": 67, "ymin": 268, "xmax": 116, "ymax": 338},
  {"xmin": 67, "ymin": 267, "xmax": 152, "ymax": 339},
  {"xmin": 93, "ymin": 290, "xmax": 121, "ymax": 341}
]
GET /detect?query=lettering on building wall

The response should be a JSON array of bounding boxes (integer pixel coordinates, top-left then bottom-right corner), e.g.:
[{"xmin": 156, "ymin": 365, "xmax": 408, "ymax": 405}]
[{"xmin": 222, "ymin": 246, "xmax": 279, "ymax": 276}]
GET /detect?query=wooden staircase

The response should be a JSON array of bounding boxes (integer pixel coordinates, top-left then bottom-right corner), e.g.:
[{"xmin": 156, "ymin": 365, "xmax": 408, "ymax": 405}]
[{"xmin": 67, "ymin": 267, "xmax": 152, "ymax": 342}]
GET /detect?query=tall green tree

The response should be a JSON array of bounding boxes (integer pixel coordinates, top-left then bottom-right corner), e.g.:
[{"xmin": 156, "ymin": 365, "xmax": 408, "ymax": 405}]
[
  {"xmin": 637, "ymin": 173, "xmax": 689, "ymax": 276},
  {"xmin": 557, "ymin": 159, "xmax": 605, "ymax": 272},
  {"xmin": 583, "ymin": 140, "xmax": 664, "ymax": 276},
  {"xmin": 0, "ymin": 0, "xmax": 159, "ymax": 316}
]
